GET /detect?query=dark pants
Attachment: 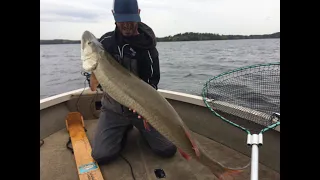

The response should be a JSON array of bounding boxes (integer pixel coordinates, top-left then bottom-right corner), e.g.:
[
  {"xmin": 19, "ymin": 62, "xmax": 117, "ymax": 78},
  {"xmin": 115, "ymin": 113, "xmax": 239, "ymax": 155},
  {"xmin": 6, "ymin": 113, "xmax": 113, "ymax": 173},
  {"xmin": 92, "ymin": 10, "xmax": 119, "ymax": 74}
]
[{"xmin": 91, "ymin": 107, "xmax": 177, "ymax": 164}]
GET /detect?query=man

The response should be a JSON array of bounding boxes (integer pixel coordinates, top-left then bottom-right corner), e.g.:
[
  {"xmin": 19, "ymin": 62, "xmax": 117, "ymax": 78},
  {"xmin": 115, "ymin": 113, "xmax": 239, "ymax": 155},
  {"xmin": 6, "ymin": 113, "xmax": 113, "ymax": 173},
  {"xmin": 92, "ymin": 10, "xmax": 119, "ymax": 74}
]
[{"xmin": 90, "ymin": 0, "xmax": 177, "ymax": 164}]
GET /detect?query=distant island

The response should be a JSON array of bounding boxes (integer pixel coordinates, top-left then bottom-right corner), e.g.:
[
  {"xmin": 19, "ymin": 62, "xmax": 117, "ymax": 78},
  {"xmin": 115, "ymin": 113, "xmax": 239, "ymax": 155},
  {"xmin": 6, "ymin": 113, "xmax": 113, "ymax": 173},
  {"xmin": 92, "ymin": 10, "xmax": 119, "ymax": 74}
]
[{"xmin": 40, "ymin": 32, "xmax": 279, "ymax": 45}]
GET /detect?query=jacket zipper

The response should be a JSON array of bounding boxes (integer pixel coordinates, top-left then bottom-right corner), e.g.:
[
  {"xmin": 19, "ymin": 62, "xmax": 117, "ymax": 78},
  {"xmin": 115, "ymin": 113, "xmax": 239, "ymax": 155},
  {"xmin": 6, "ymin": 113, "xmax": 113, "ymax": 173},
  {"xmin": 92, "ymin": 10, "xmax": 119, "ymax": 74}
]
[{"xmin": 118, "ymin": 44, "xmax": 129, "ymax": 114}]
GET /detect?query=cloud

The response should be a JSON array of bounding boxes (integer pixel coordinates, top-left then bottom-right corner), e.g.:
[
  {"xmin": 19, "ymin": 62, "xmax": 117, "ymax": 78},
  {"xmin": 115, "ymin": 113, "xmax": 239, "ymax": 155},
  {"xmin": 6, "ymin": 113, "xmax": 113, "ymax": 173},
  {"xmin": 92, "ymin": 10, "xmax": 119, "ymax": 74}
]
[
  {"xmin": 40, "ymin": 12, "xmax": 100, "ymax": 23},
  {"xmin": 40, "ymin": 0, "xmax": 280, "ymax": 39},
  {"xmin": 40, "ymin": 0, "xmax": 112, "ymax": 22}
]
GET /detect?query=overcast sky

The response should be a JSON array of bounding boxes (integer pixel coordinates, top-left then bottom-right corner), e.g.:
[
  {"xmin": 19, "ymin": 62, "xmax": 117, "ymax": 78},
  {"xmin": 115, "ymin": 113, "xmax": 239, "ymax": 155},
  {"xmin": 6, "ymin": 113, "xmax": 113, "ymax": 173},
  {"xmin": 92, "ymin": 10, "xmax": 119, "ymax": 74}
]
[{"xmin": 40, "ymin": 0, "xmax": 280, "ymax": 40}]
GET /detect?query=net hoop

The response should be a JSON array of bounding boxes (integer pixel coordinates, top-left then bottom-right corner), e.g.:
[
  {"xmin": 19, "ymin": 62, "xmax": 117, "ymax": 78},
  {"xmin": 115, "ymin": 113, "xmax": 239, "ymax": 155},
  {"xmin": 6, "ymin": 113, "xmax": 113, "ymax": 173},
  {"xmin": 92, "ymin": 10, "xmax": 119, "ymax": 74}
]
[{"xmin": 201, "ymin": 62, "xmax": 280, "ymax": 135}]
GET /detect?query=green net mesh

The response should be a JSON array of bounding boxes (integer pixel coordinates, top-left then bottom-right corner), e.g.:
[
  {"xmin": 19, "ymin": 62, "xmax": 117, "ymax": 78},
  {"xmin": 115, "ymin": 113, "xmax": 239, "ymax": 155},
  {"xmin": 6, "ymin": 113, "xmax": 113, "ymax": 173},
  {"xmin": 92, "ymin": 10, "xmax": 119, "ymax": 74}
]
[{"xmin": 202, "ymin": 62, "xmax": 280, "ymax": 134}]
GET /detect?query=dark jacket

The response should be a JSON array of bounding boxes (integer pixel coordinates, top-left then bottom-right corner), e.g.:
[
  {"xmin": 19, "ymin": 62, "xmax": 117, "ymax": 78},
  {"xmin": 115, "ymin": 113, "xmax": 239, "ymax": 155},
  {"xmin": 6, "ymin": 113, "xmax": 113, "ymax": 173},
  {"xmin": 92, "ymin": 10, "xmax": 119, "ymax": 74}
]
[{"xmin": 98, "ymin": 22, "xmax": 160, "ymax": 115}]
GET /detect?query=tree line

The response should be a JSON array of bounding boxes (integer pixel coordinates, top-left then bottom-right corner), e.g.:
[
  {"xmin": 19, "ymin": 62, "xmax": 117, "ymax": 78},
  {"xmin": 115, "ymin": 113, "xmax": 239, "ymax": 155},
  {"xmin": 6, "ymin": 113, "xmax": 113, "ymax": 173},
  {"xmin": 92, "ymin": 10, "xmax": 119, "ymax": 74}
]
[
  {"xmin": 40, "ymin": 32, "xmax": 280, "ymax": 45},
  {"xmin": 156, "ymin": 32, "xmax": 279, "ymax": 42}
]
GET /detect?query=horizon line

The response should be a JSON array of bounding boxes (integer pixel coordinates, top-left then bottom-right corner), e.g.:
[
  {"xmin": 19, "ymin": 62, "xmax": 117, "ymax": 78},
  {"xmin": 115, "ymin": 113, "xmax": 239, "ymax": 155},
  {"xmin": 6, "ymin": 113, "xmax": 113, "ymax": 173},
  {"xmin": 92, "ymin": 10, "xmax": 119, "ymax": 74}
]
[{"xmin": 40, "ymin": 31, "xmax": 280, "ymax": 41}]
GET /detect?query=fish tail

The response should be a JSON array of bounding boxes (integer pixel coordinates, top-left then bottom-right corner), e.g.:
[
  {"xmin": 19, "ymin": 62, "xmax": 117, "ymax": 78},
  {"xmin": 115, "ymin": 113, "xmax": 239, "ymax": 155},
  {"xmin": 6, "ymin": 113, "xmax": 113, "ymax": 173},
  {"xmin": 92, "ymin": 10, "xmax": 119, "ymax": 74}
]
[
  {"xmin": 217, "ymin": 168, "xmax": 244, "ymax": 180},
  {"xmin": 199, "ymin": 150, "xmax": 248, "ymax": 180}
]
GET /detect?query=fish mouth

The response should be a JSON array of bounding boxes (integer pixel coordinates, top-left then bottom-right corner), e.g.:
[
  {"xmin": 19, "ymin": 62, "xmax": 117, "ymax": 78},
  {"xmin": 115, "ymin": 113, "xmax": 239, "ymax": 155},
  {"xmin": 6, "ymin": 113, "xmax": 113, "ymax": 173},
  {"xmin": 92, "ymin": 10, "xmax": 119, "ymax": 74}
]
[
  {"xmin": 81, "ymin": 31, "xmax": 104, "ymax": 51},
  {"xmin": 81, "ymin": 31, "xmax": 89, "ymax": 50},
  {"xmin": 81, "ymin": 31, "xmax": 97, "ymax": 50}
]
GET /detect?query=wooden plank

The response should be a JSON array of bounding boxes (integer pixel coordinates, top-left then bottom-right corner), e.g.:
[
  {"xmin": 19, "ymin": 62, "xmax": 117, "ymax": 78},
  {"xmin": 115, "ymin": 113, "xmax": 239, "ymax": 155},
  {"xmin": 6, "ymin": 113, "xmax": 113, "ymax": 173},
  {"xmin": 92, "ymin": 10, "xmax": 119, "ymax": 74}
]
[{"xmin": 65, "ymin": 112, "xmax": 104, "ymax": 180}]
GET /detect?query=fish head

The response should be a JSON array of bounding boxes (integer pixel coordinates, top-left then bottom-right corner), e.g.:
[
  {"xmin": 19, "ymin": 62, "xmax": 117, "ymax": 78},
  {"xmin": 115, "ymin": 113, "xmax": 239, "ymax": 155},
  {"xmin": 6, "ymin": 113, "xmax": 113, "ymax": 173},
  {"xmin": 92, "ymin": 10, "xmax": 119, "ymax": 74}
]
[{"xmin": 81, "ymin": 30, "xmax": 104, "ymax": 72}]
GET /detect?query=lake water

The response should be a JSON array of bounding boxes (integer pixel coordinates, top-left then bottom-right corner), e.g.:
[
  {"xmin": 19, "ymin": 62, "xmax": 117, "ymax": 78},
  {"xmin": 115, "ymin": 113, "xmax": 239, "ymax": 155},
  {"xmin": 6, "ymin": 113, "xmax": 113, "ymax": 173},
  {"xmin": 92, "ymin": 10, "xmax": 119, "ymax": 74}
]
[{"xmin": 40, "ymin": 39, "xmax": 280, "ymax": 100}]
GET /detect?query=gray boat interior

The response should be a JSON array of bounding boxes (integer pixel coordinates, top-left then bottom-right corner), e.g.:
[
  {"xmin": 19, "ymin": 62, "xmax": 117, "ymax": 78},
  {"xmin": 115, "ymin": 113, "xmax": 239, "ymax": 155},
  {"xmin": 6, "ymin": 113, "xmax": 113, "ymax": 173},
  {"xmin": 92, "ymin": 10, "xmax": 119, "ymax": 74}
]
[{"xmin": 40, "ymin": 89, "xmax": 280, "ymax": 180}]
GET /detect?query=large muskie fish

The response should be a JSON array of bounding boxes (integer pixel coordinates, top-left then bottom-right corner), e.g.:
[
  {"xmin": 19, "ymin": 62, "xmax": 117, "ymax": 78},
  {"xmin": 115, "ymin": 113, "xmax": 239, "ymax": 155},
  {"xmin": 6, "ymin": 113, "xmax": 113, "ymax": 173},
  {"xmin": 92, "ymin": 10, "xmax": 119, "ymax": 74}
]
[{"xmin": 80, "ymin": 30, "xmax": 246, "ymax": 180}]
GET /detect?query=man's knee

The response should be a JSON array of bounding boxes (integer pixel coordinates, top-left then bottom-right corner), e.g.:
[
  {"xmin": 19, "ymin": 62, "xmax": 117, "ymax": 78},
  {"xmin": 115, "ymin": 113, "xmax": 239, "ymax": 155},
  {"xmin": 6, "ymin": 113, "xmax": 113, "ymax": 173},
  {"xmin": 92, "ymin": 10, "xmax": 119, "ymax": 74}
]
[
  {"xmin": 152, "ymin": 144, "xmax": 177, "ymax": 158},
  {"xmin": 91, "ymin": 148, "xmax": 119, "ymax": 164}
]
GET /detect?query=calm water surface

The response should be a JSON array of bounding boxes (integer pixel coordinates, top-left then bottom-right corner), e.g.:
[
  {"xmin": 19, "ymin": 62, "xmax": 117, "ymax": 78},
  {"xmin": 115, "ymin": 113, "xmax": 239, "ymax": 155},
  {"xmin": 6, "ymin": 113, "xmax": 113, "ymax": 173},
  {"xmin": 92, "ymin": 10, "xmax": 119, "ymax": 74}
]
[{"xmin": 40, "ymin": 39, "xmax": 280, "ymax": 100}]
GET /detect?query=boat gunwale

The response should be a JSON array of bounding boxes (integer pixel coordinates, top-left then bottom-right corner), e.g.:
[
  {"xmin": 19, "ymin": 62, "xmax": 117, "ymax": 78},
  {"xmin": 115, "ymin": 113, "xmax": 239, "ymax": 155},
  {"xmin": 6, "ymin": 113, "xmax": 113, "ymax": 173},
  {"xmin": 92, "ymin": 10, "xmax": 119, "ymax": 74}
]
[
  {"xmin": 40, "ymin": 88, "xmax": 280, "ymax": 132},
  {"xmin": 40, "ymin": 88, "xmax": 206, "ymax": 110}
]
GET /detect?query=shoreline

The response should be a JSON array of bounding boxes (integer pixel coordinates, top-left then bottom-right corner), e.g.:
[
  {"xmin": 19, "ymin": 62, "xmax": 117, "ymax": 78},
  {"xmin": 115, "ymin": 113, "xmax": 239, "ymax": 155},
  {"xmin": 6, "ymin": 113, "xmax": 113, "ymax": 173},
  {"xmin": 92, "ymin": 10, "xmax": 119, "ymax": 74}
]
[{"xmin": 40, "ymin": 32, "xmax": 280, "ymax": 45}]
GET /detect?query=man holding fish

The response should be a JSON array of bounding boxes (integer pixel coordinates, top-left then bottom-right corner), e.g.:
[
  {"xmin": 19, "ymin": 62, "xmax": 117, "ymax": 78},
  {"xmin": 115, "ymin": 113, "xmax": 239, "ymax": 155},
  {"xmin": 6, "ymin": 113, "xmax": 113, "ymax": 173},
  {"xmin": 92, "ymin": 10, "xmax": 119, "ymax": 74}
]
[
  {"xmin": 83, "ymin": 0, "xmax": 246, "ymax": 179},
  {"xmin": 89, "ymin": 0, "xmax": 177, "ymax": 164}
]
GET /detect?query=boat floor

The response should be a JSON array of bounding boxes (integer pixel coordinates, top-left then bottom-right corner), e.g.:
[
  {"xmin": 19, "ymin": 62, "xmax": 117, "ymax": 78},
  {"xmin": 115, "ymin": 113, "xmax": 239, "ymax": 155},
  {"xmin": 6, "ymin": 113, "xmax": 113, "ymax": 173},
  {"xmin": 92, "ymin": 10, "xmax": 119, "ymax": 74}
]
[{"xmin": 40, "ymin": 119, "xmax": 280, "ymax": 180}]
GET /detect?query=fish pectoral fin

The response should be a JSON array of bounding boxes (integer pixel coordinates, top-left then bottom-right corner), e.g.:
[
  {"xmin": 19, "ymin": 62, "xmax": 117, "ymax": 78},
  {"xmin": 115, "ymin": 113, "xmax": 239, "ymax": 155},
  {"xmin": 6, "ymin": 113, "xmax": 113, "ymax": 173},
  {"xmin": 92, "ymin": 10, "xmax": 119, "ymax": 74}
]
[
  {"xmin": 178, "ymin": 148, "xmax": 191, "ymax": 160},
  {"xmin": 143, "ymin": 120, "xmax": 151, "ymax": 131},
  {"xmin": 90, "ymin": 72, "xmax": 99, "ymax": 91},
  {"xmin": 184, "ymin": 128, "xmax": 201, "ymax": 157}
]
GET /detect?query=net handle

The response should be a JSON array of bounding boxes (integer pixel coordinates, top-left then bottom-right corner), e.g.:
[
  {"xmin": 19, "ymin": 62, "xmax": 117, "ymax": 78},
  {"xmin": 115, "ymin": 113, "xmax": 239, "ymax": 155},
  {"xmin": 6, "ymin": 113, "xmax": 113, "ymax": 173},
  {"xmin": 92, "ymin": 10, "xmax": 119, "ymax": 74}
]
[{"xmin": 202, "ymin": 95, "xmax": 251, "ymax": 135}]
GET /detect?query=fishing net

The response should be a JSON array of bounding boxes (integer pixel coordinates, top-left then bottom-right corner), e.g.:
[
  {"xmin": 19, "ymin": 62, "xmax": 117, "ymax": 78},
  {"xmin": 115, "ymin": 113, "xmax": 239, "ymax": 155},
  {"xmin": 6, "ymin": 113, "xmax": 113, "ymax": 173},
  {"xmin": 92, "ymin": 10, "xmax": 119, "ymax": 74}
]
[
  {"xmin": 202, "ymin": 62, "xmax": 280, "ymax": 180},
  {"xmin": 202, "ymin": 62, "xmax": 280, "ymax": 134}
]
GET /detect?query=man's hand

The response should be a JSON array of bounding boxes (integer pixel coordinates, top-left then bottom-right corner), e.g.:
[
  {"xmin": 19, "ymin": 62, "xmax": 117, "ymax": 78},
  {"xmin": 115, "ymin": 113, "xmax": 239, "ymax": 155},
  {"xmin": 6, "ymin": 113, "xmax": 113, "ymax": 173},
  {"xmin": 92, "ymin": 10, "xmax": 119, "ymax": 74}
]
[
  {"xmin": 129, "ymin": 108, "xmax": 142, "ymax": 119},
  {"xmin": 90, "ymin": 72, "xmax": 99, "ymax": 91},
  {"xmin": 129, "ymin": 108, "xmax": 151, "ymax": 131}
]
